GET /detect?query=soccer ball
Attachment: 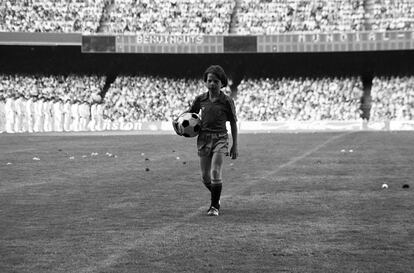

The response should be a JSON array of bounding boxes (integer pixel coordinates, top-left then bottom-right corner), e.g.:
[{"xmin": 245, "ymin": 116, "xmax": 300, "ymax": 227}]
[{"xmin": 177, "ymin": 112, "xmax": 201, "ymax": 138}]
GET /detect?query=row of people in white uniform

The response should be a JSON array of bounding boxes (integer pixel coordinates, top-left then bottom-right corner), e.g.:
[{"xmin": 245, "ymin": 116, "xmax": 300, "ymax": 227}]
[{"xmin": 0, "ymin": 95, "xmax": 105, "ymax": 133}]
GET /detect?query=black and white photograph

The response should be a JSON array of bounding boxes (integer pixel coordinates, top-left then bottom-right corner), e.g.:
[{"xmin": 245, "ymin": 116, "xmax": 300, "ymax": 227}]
[{"xmin": 1, "ymin": 1, "xmax": 413, "ymax": 272}]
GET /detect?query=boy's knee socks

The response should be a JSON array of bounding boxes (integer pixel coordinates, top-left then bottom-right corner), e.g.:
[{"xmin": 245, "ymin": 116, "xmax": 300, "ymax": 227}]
[{"xmin": 211, "ymin": 180, "xmax": 222, "ymax": 209}]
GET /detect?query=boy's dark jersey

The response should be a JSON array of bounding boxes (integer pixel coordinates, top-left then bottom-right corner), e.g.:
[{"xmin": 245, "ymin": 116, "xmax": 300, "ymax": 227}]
[{"xmin": 188, "ymin": 91, "xmax": 237, "ymax": 134}]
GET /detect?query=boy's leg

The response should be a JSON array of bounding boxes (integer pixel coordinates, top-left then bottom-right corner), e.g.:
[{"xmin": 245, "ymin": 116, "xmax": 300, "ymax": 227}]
[
  {"xmin": 199, "ymin": 155, "xmax": 212, "ymax": 192},
  {"xmin": 210, "ymin": 152, "xmax": 224, "ymax": 210}
]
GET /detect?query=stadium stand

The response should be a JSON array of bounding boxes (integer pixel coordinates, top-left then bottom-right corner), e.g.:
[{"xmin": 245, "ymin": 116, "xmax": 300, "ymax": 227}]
[
  {"xmin": 370, "ymin": 76, "xmax": 414, "ymax": 121},
  {"xmin": 100, "ymin": 0, "xmax": 235, "ymax": 34},
  {"xmin": 0, "ymin": 74, "xmax": 368, "ymax": 133},
  {"xmin": 104, "ymin": 76, "xmax": 365, "ymax": 123},
  {"xmin": 232, "ymin": 0, "xmax": 365, "ymax": 34},
  {"xmin": 0, "ymin": 0, "xmax": 107, "ymax": 33},
  {"xmin": 3, "ymin": 73, "xmax": 414, "ymax": 133},
  {"xmin": 365, "ymin": 0, "xmax": 414, "ymax": 31},
  {"xmin": 0, "ymin": 74, "xmax": 104, "ymax": 102},
  {"xmin": 235, "ymin": 77, "xmax": 364, "ymax": 121},
  {"xmin": 103, "ymin": 75, "xmax": 199, "ymax": 123},
  {"xmin": 2, "ymin": 0, "xmax": 414, "ymax": 34}
]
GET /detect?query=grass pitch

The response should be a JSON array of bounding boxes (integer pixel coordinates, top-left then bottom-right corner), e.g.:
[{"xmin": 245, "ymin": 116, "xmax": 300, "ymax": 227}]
[{"xmin": 1, "ymin": 131, "xmax": 413, "ymax": 273}]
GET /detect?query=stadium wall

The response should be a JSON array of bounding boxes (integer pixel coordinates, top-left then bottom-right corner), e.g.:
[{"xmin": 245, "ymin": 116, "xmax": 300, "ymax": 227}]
[
  {"xmin": 82, "ymin": 31, "xmax": 414, "ymax": 54},
  {"xmin": 5, "ymin": 31, "xmax": 412, "ymax": 53},
  {"xmin": 91, "ymin": 120, "xmax": 413, "ymax": 133},
  {"xmin": 1, "ymin": 44, "xmax": 414, "ymax": 78},
  {"xmin": 0, "ymin": 32, "xmax": 81, "ymax": 46},
  {"xmin": 1, "ymin": 31, "xmax": 414, "ymax": 77}
]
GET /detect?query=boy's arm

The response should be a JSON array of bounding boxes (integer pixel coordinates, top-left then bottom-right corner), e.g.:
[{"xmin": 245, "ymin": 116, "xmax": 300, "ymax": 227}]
[
  {"xmin": 227, "ymin": 96, "xmax": 238, "ymax": 159},
  {"xmin": 229, "ymin": 119, "xmax": 238, "ymax": 159}
]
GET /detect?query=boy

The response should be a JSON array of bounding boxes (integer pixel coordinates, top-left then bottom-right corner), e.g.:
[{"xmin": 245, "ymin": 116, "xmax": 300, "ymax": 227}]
[{"xmin": 173, "ymin": 65, "xmax": 238, "ymax": 216}]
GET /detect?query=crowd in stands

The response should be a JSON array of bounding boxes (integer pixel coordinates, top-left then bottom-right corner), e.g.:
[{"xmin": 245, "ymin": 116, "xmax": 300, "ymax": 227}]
[
  {"xmin": 0, "ymin": 0, "xmax": 107, "ymax": 33},
  {"xmin": 101, "ymin": 0, "xmax": 235, "ymax": 34},
  {"xmin": 0, "ymin": 74, "xmax": 104, "ymax": 102},
  {"xmin": 370, "ymin": 76, "xmax": 414, "ymax": 121},
  {"xmin": 233, "ymin": 0, "xmax": 365, "ymax": 34},
  {"xmin": 104, "ymin": 76, "xmax": 366, "ymax": 123},
  {"xmin": 235, "ymin": 77, "xmax": 364, "ymax": 121},
  {"xmin": 2, "ymin": 0, "xmax": 414, "ymax": 34},
  {"xmin": 102, "ymin": 75, "xmax": 203, "ymax": 123},
  {"xmin": 4, "ymin": 74, "xmax": 414, "ymax": 133},
  {"xmin": 367, "ymin": 0, "xmax": 414, "ymax": 31}
]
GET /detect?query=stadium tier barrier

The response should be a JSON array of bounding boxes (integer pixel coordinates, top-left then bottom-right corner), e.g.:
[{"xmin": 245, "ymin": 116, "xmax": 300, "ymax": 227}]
[
  {"xmin": 238, "ymin": 120, "xmax": 363, "ymax": 131},
  {"xmin": 124, "ymin": 120, "xmax": 414, "ymax": 132},
  {"xmin": 100, "ymin": 120, "xmax": 368, "ymax": 132},
  {"xmin": 155, "ymin": 120, "xmax": 412, "ymax": 132},
  {"xmin": 94, "ymin": 120, "xmax": 414, "ymax": 132},
  {"xmin": 388, "ymin": 120, "xmax": 414, "ymax": 130},
  {"xmin": 2, "ymin": 30, "xmax": 414, "ymax": 53},
  {"xmin": 1, "ymin": 118, "xmax": 411, "ymax": 134}
]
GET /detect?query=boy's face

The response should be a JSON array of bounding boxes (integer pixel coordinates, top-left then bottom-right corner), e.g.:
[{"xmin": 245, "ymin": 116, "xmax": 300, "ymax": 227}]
[{"xmin": 206, "ymin": 73, "xmax": 222, "ymax": 92}]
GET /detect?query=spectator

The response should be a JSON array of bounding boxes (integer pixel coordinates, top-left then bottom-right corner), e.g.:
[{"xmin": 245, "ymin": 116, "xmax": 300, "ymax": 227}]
[
  {"xmin": 0, "ymin": 94, "xmax": 5, "ymax": 133},
  {"xmin": 4, "ymin": 93, "xmax": 16, "ymax": 133},
  {"xmin": 53, "ymin": 98, "xmax": 64, "ymax": 132}
]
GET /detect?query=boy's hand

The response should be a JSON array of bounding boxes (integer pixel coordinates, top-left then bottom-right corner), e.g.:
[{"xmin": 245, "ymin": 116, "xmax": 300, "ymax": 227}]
[{"xmin": 230, "ymin": 145, "xmax": 238, "ymax": 159}]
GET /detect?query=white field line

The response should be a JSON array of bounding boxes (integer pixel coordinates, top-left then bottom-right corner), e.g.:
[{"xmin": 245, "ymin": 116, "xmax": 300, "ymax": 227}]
[
  {"xmin": 79, "ymin": 131, "xmax": 353, "ymax": 273},
  {"xmin": 230, "ymin": 131, "xmax": 355, "ymax": 195},
  {"xmin": 262, "ymin": 131, "xmax": 353, "ymax": 178},
  {"xmin": 0, "ymin": 148, "xmax": 37, "ymax": 153},
  {"xmin": 0, "ymin": 181, "xmax": 52, "ymax": 193}
]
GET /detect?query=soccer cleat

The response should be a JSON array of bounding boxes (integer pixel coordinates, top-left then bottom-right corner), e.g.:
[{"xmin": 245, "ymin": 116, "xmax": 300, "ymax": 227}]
[
  {"xmin": 207, "ymin": 206, "xmax": 219, "ymax": 216},
  {"xmin": 208, "ymin": 200, "xmax": 220, "ymax": 210}
]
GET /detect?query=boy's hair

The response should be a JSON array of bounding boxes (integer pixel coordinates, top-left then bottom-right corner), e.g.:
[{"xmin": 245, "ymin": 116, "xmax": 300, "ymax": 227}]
[{"xmin": 203, "ymin": 65, "xmax": 228, "ymax": 88}]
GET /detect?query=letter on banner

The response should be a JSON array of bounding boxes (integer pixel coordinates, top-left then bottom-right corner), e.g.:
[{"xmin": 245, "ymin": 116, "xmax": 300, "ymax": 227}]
[
  {"xmin": 326, "ymin": 34, "xmax": 334, "ymax": 43},
  {"xmin": 312, "ymin": 34, "xmax": 320, "ymax": 42},
  {"xmin": 196, "ymin": 36, "xmax": 203, "ymax": 43}
]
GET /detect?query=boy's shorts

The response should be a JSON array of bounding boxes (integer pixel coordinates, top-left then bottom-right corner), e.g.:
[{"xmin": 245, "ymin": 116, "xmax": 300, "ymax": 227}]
[{"xmin": 197, "ymin": 132, "xmax": 229, "ymax": 157}]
